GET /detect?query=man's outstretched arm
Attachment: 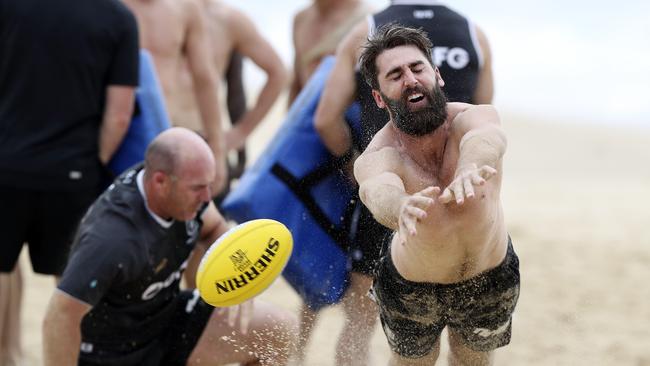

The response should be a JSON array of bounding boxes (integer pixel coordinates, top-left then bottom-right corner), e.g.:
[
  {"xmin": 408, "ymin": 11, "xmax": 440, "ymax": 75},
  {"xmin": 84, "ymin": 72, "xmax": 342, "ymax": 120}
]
[
  {"xmin": 440, "ymin": 105, "xmax": 507, "ymax": 204},
  {"xmin": 355, "ymin": 147, "xmax": 440, "ymax": 238}
]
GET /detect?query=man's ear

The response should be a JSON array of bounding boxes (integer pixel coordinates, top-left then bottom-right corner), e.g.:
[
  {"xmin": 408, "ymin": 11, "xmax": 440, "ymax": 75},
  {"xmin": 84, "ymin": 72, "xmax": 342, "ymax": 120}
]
[
  {"xmin": 372, "ymin": 89, "xmax": 386, "ymax": 109},
  {"xmin": 152, "ymin": 171, "xmax": 170, "ymax": 193},
  {"xmin": 434, "ymin": 67, "xmax": 445, "ymax": 88}
]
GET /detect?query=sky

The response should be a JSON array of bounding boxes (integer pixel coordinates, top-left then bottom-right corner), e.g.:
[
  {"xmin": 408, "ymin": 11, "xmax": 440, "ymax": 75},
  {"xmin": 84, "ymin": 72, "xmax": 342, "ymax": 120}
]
[{"xmin": 224, "ymin": 0, "xmax": 650, "ymax": 128}]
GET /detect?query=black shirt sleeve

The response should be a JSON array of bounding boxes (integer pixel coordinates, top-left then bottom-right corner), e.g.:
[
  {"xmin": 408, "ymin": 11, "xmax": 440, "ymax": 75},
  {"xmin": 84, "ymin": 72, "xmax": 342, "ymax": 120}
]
[
  {"xmin": 106, "ymin": 9, "xmax": 139, "ymax": 87},
  {"xmin": 58, "ymin": 231, "xmax": 139, "ymax": 306}
]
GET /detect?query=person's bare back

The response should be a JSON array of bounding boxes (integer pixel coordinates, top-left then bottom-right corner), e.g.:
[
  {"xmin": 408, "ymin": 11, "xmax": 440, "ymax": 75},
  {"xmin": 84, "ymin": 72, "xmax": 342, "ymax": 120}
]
[
  {"xmin": 290, "ymin": 0, "xmax": 371, "ymax": 102},
  {"xmin": 123, "ymin": 0, "xmax": 226, "ymax": 193},
  {"xmin": 173, "ymin": 0, "xmax": 286, "ymax": 152},
  {"xmin": 124, "ymin": 0, "xmax": 187, "ymax": 109},
  {"xmin": 168, "ymin": 0, "xmax": 233, "ymax": 132}
]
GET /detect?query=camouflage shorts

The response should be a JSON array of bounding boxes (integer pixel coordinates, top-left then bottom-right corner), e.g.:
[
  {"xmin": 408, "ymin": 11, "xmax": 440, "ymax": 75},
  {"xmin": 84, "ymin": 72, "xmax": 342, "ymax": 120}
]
[{"xmin": 372, "ymin": 237, "xmax": 520, "ymax": 358}]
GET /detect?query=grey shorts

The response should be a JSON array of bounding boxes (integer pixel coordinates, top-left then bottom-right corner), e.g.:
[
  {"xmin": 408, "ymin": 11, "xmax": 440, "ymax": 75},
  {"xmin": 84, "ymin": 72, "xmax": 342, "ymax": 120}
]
[{"xmin": 372, "ymin": 237, "xmax": 520, "ymax": 358}]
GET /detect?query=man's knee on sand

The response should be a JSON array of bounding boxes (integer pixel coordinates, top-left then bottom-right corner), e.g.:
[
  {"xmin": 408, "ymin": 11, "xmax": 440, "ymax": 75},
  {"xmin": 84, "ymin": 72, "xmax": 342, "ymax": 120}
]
[{"xmin": 189, "ymin": 300, "xmax": 298, "ymax": 365}]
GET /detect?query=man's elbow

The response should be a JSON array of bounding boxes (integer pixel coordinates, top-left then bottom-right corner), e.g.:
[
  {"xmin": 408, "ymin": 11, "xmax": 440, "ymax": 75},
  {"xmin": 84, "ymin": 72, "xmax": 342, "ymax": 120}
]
[
  {"xmin": 110, "ymin": 113, "xmax": 131, "ymax": 133},
  {"xmin": 192, "ymin": 69, "xmax": 217, "ymax": 92},
  {"xmin": 357, "ymin": 180, "xmax": 374, "ymax": 209},
  {"xmin": 358, "ymin": 185, "xmax": 369, "ymax": 208},
  {"xmin": 314, "ymin": 99, "xmax": 338, "ymax": 138},
  {"xmin": 268, "ymin": 61, "xmax": 289, "ymax": 91},
  {"xmin": 313, "ymin": 107, "xmax": 329, "ymax": 137}
]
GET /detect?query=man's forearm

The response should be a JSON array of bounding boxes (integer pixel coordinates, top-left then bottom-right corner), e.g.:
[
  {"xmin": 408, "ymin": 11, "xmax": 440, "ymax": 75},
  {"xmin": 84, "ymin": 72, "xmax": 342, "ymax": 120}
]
[
  {"xmin": 98, "ymin": 114, "xmax": 131, "ymax": 164},
  {"xmin": 456, "ymin": 126, "xmax": 507, "ymax": 172},
  {"xmin": 359, "ymin": 180, "xmax": 407, "ymax": 231},
  {"xmin": 43, "ymin": 310, "xmax": 82, "ymax": 365},
  {"xmin": 314, "ymin": 114, "xmax": 353, "ymax": 157},
  {"xmin": 98, "ymin": 86, "xmax": 136, "ymax": 164},
  {"xmin": 193, "ymin": 78, "xmax": 227, "ymax": 191},
  {"xmin": 194, "ymin": 79, "xmax": 223, "ymax": 152}
]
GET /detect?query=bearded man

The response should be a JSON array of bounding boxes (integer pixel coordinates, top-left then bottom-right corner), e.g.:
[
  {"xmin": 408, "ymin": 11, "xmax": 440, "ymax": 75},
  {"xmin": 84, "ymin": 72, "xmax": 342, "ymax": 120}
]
[{"xmin": 353, "ymin": 24, "xmax": 519, "ymax": 366}]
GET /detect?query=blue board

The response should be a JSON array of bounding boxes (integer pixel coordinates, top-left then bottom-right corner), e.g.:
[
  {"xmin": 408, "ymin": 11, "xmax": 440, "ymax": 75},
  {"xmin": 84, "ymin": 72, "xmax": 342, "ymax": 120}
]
[
  {"xmin": 108, "ymin": 49, "xmax": 170, "ymax": 176},
  {"xmin": 221, "ymin": 56, "xmax": 360, "ymax": 310}
]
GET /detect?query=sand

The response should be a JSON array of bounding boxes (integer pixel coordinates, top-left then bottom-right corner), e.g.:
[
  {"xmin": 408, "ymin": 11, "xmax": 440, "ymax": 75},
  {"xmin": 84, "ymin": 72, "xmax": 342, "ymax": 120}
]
[{"xmin": 11, "ymin": 104, "xmax": 650, "ymax": 365}]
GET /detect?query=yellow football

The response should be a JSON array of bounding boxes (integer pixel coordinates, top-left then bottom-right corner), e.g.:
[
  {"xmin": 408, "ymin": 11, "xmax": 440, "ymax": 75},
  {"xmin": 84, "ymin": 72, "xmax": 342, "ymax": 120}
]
[{"xmin": 196, "ymin": 219, "xmax": 293, "ymax": 307}]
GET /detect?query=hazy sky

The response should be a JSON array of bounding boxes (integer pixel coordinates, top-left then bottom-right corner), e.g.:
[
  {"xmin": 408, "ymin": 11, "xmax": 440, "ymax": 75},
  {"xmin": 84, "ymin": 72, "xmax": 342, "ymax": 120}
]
[{"xmin": 225, "ymin": 0, "xmax": 650, "ymax": 128}]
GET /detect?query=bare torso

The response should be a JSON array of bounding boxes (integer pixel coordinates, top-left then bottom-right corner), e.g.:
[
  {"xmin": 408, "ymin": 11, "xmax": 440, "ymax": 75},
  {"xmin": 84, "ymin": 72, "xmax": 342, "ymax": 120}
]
[
  {"xmin": 293, "ymin": 0, "xmax": 370, "ymax": 88},
  {"xmin": 371, "ymin": 103, "xmax": 508, "ymax": 284},
  {"xmin": 173, "ymin": 0, "xmax": 234, "ymax": 132},
  {"xmin": 124, "ymin": 0, "xmax": 190, "ymax": 123}
]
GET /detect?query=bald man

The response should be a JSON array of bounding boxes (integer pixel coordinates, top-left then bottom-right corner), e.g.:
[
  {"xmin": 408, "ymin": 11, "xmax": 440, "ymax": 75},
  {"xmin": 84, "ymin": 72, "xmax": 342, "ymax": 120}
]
[{"xmin": 42, "ymin": 128, "xmax": 297, "ymax": 366}]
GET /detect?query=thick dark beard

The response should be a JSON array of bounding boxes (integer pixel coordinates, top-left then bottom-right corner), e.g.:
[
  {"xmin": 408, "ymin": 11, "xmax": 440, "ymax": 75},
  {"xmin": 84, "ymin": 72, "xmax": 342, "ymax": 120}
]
[{"xmin": 382, "ymin": 83, "xmax": 448, "ymax": 137}]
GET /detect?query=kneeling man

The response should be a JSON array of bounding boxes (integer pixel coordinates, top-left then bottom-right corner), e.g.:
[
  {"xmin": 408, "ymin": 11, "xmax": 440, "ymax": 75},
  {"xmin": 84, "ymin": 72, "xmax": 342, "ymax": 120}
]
[{"xmin": 43, "ymin": 128, "xmax": 296, "ymax": 366}]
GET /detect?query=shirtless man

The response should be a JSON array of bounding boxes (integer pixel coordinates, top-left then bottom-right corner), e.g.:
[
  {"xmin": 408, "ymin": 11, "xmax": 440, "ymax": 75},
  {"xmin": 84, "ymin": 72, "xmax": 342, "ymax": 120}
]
[
  {"xmin": 122, "ymin": 0, "xmax": 227, "ymax": 193},
  {"xmin": 353, "ymin": 25, "xmax": 519, "ymax": 365},
  {"xmin": 174, "ymin": 0, "xmax": 287, "ymax": 155},
  {"xmin": 311, "ymin": 3, "xmax": 494, "ymax": 364},
  {"xmin": 167, "ymin": 0, "xmax": 287, "ymax": 288},
  {"xmin": 290, "ymin": 0, "xmax": 371, "ymax": 103}
]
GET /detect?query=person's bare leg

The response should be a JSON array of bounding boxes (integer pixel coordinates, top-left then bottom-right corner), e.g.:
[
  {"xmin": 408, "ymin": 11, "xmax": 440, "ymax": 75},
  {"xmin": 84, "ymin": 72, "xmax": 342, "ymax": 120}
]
[
  {"xmin": 294, "ymin": 303, "xmax": 319, "ymax": 365},
  {"xmin": 387, "ymin": 338, "xmax": 440, "ymax": 366},
  {"xmin": 447, "ymin": 329, "xmax": 493, "ymax": 366},
  {"xmin": 335, "ymin": 272, "xmax": 378, "ymax": 366},
  {"xmin": 187, "ymin": 300, "xmax": 297, "ymax": 366},
  {"xmin": 0, "ymin": 264, "xmax": 23, "ymax": 366}
]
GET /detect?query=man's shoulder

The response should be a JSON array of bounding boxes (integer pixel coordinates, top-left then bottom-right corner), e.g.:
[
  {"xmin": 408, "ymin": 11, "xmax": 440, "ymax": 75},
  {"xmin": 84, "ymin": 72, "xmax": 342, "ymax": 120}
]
[
  {"xmin": 293, "ymin": 5, "xmax": 315, "ymax": 25},
  {"xmin": 87, "ymin": 171, "xmax": 144, "ymax": 231},
  {"xmin": 361, "ymin": 129, "xmax": 401, "ymax": 161},
  {"xmin": 448, "ymin": 102, "xmax": 500, "ymax": 137}
]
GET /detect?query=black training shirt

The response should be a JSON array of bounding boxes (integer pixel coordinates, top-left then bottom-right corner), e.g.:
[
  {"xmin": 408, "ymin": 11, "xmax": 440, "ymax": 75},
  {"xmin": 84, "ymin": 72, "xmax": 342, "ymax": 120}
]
[
  {"xmin": 58, "ymin": 165, "xmax": 207, "ymax": 348},
  {"xmin": 0, "ymin": 0, "xmax": 139, "ymax": 190}
]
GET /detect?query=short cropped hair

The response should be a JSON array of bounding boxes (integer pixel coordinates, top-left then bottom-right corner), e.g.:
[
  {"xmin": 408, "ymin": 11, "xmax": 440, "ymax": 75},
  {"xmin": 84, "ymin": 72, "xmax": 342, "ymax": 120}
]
[
  {"xmin": 359, "ymin": 24, "xmax": 433, "ymax": 90},
  {"xmin": 144, "ymin": 138, "xmax": 178, "ymax": 180}
]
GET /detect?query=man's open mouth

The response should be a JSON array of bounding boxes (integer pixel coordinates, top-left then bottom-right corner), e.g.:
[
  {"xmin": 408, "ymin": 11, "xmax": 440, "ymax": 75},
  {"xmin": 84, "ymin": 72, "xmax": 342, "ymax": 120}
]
[{"xmin": 407, "ymin": 93, "xmax": 424, "ymax": 103}]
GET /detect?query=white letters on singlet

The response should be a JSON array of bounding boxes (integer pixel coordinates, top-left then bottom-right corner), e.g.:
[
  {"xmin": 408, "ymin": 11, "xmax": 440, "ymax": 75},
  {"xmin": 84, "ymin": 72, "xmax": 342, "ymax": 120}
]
[
  {"xmin": 141, "ymin": 259, "xmax": 188, "ymax": 301},
  {"xmin": 432, "ymin": 46, "xmax": 470, "ymax": 70}
]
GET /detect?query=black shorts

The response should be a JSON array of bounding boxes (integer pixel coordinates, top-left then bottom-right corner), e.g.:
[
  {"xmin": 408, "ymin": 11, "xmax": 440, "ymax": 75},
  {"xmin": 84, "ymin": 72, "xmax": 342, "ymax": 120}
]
[
  {"xmin": 372, "ymin": 237, "xmax": 520, "ymax": 358},
  {"xmin": 79, "ymin": 289, "xmax": 214, "ymax": 366},
  {"xmin": 347, "ymin": 199, "xmax": 392, "ymax": 275},
  {"xmin": 0, "ymin": 185, "xmax": 97, "ymax": 274}
]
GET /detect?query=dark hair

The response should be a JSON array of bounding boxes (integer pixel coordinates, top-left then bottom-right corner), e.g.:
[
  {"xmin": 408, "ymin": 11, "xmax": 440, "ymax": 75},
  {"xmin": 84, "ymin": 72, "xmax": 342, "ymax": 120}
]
[{"xmin": 359, "ymin": 23, "xmax": 433, "ymax": 90}]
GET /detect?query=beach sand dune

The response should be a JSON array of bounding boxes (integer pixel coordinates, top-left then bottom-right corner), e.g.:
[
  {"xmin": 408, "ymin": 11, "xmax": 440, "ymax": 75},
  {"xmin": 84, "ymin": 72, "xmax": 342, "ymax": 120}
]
[{"xmin": 17, "ymin": 108, "xmax": 650, "ymax": 365}]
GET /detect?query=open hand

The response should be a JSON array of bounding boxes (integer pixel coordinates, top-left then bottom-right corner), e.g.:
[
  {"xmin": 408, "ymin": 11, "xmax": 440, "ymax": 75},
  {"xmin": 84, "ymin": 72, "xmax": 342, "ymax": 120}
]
[
  {"xmin": 217, "ymin": 299, "xmax": 255, "ymax": 335},
  {"xmin": 398, "ymin": 186, "xmax": 440, "ymax": 243},
  {"xmin": 439, "ymin": 164, "xmax": 497, "ymax": 205},
  {"xmin": 224, "ymin": 127, "xmax": 246, "ymax": 152}
]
